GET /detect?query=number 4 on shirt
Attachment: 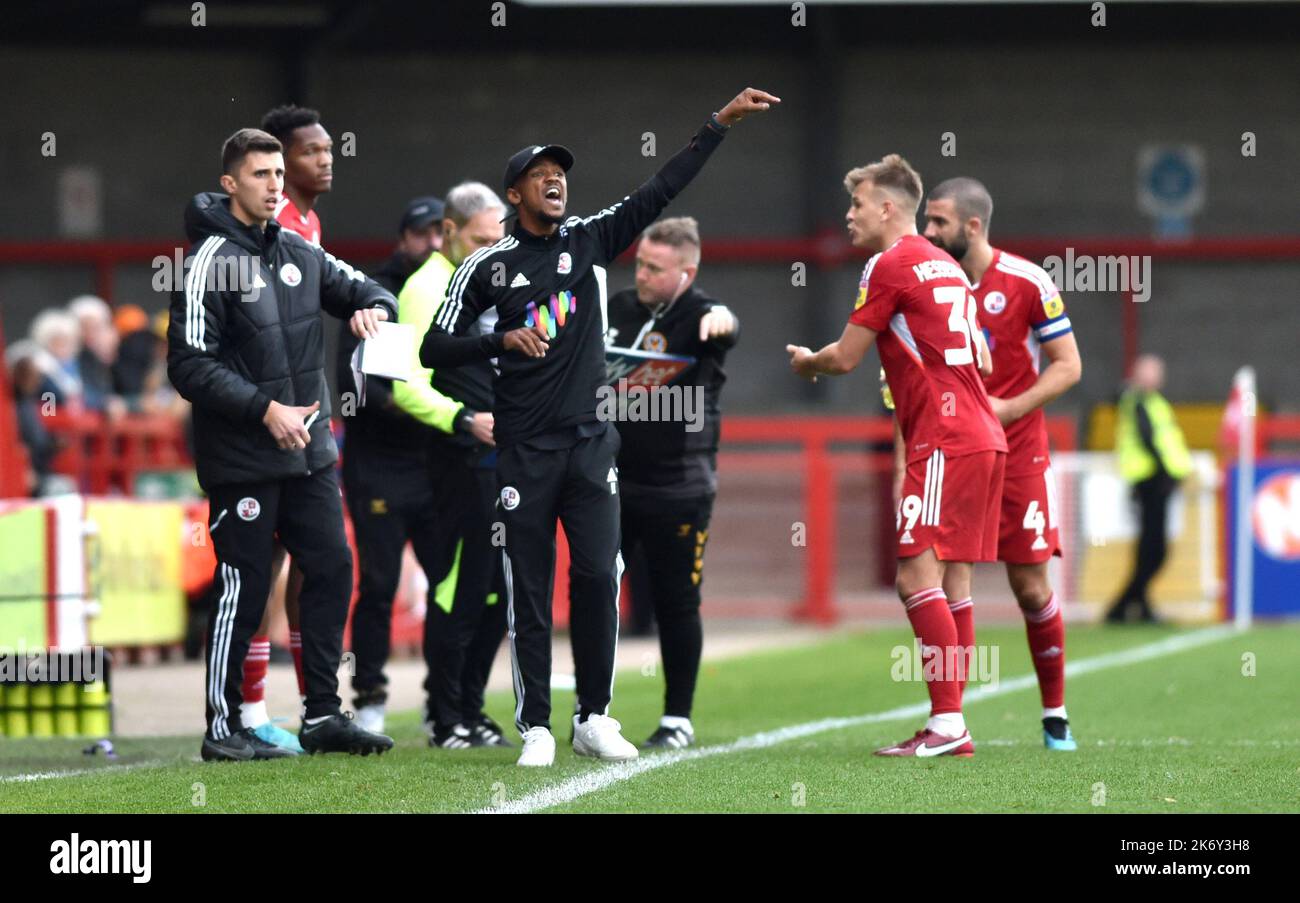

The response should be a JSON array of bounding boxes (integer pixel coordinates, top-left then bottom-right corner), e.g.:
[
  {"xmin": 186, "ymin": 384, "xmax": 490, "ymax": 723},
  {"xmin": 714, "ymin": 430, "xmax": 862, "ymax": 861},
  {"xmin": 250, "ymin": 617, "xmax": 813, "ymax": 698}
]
[{"xmin": 1023, "ymin": 500, "xmax": 1046, "ymax": 535}]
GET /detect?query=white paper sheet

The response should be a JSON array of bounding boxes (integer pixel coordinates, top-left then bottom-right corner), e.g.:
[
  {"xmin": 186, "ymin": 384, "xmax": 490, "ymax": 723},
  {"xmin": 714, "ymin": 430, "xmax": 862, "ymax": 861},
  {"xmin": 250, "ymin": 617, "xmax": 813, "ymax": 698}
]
[{"xmin": 353, "ymin": 321, "xmax": 413, "ymax": 383}]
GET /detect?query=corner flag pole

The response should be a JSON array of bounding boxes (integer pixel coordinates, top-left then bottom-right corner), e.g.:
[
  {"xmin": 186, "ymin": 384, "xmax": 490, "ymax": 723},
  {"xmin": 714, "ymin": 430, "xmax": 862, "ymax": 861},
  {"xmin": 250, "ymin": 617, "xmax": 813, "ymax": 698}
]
[{"xmin": 1232, "ymin": 366, "xmax": 1256, "ymax": 630}]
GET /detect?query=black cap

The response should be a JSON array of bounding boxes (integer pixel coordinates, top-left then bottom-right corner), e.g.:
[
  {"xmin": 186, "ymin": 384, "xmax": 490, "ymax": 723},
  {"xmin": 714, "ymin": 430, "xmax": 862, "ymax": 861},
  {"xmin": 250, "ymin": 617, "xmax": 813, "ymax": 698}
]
[
  {"xmin": 399, "ymin": 196, "xmax": 445, "ymax": 233},
  {"xmin": 503, "ymin": 144, "xmax": 574, "ymax": 195}
]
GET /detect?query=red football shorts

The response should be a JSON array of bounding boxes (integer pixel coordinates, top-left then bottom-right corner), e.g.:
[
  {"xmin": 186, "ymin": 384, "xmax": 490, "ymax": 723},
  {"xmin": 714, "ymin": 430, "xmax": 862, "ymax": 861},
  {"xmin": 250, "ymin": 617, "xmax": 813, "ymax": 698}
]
[
  {"xmin": 896, "ymin": 449, "xmax": 1006, "ymax": 563},
  {"xmin": 997, "ymin": 465, "xmax": 1064, "ymax": 564}
]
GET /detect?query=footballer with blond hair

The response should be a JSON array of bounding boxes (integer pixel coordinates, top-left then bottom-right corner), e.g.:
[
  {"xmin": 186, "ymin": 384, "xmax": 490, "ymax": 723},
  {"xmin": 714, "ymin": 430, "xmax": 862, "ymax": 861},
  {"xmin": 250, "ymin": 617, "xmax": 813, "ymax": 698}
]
[{"xmin": 787, "ymin": 154, "xmax": 1005, "ymax": 758}]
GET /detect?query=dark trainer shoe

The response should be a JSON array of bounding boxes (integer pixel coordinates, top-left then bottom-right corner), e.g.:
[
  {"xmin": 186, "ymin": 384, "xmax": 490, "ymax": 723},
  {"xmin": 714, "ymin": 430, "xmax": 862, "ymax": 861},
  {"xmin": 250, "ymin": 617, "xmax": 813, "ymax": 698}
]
[
  {"xmin": 299, "ymin": 712, "xmax": 394, "ymax": 756},
  {"xmin": 470, "ymin": 715, "xmax": 514, "ymax": 748},
  {"xmin": 642, "ymin": 725, "xmax": 695, "ymax": 750},
  {"xmin": 201, "ymin": 728, "xmax": 296, "ymax": 761},
  {"xmin": 430, "ymin": 723, "xmax": 475, "ymax": 749}
]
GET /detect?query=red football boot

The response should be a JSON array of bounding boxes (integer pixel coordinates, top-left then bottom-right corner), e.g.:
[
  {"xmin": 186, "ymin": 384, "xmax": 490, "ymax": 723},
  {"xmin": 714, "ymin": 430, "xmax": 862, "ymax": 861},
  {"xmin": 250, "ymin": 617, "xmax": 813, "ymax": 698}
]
[{"xmin": 874, "ymin": 728, "xmax": 974, "ymax": 758}]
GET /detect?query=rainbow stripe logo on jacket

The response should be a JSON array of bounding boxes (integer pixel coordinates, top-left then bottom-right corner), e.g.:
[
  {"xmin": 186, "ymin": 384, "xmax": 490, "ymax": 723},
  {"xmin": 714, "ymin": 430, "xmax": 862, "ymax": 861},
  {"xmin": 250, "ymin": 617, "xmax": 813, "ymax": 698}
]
[{"xmin": 525, "ymin": 291, "xmax": 577, "ymax": 339}]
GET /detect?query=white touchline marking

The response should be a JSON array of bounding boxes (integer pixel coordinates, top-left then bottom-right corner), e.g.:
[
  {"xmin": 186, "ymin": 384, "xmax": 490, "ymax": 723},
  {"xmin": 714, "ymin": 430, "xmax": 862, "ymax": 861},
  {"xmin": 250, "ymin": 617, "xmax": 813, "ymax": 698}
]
[
  {"xmin": 476, "ymin": 625, "xmax": 1239, "ymax": 814},
  {"xmin": 974, "ymin": 737, "xmax": 1300, "ymax": 748},
  {"xmin": 1, "ymin": 759, "xmax": 171, "ymax": 784}
]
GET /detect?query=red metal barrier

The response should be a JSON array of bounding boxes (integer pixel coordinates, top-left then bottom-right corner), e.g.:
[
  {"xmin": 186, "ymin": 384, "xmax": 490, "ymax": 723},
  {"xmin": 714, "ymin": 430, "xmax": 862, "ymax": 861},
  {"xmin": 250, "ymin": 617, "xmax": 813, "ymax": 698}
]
[
  {"xmin": 1262, "ymin": 414, "xmax": 1300, "ymax": 447},
  {"xmin": 5, "ymin": 235, "xmax": 1300, "ymax": 300},
  {"xmin": 719, "ymin": 415, "xmax": 1079, "ymax": 623},
  {"xmin": 7, "ymin": 234, "xmax": 1300, "ymax": 385},
  {"xmin": 45, "ymin": 412, "xmax": 189, "ymax": 494}
]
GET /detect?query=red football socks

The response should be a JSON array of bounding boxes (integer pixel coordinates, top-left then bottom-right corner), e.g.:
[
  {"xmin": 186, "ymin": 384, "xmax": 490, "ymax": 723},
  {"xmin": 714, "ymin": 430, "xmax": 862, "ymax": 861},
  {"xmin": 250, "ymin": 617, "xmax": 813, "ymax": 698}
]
[
  {"xmin": 903, "ymin": 588, "xmax": 963, "ymax": 715},
  {"xmin": 241, "ymin": 636, "xmax": 270, "ymax": 703},
  {"xmin": 947, "ymin": 596, "xmax": 974, "ymax": 696},
  {"xmin": 289, "ymin": 630, "xmax": 306, "ymax": 697},
  {"xmin": 1023, "ymin": 593, "xmax": 1066, "ymax": 709}
]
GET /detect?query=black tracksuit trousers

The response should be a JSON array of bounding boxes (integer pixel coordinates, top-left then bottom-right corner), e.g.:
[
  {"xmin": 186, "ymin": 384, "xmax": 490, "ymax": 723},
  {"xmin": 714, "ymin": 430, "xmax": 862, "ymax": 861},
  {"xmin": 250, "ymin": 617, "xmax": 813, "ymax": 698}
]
[
  {"xmin": 345, "ymin": 443, "xmax": 505, "ymax": 728},
  {"xmin": 498, "ymin": 425, "xmax": 623, "ymax": 732},
  {"xmin": 204, "ymin": 467, "xmax": 352, "ymax": 740},
  {"xmin": 421, "ymin": 443, "xmax": 508, "ymax": 730},
  {"xmin": 619, "ymin": 491, "xmax": 714, "ymax": 719},
  {"xmin": 343, "ymin": 447, "xmax": 447, "ymax": 702},
  {"xmin": 1113, "ymin": 474, "xmax": 1176, "ymax": 616}
]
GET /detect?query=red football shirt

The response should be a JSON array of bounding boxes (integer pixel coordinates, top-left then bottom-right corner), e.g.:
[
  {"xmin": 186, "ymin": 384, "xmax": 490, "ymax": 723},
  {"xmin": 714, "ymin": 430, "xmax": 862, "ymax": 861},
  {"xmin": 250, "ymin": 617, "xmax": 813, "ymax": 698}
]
[
  {"xmin": 849, "ymin": 235, "xmax": 1006, "ymax": 463},
  {"xmin": 972, "ymin": 248, "xmax": 1071, "ymax": 475},
  {"xmin": 274, "ymin": 196, "xmax": 322, "ymax": 246}
]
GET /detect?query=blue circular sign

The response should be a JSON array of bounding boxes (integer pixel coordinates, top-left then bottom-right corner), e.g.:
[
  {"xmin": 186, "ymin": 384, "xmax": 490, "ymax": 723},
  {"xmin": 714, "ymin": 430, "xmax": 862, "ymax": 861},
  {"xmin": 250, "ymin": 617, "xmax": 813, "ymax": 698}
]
[{"xmin": 1147, "ymin": 151, "xmax": 1195, "ymax": 202}]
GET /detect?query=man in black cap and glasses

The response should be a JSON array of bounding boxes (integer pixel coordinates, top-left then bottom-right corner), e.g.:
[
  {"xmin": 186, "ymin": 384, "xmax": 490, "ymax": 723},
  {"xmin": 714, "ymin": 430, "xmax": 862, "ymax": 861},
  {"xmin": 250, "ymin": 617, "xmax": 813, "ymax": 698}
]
[{"xmin": 420, "ymin": 86, "xmax": 779, "ymax": 767}]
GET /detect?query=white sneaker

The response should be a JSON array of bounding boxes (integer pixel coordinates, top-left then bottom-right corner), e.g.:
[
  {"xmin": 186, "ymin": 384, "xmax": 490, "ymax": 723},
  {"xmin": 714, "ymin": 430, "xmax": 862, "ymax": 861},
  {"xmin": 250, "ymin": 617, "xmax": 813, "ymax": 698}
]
[
  {"xmin": 355, "ymin": 703, "xmax": 385, "ymax": 734},
  {"xmin": 517, "ymin": 726, "xmax": 556, "ymax": 767},
  {"xmin": 572, "ymin": 714, "xmax": 639, "ymax": 762}
]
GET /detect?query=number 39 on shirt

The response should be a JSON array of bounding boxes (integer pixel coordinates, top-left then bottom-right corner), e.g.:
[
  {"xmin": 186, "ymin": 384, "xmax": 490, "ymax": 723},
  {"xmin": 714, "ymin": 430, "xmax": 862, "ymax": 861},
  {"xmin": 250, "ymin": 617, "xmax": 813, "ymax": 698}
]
[{"xmin": 933, "ymin": 285, "xmax": 981, "ymax": 367}]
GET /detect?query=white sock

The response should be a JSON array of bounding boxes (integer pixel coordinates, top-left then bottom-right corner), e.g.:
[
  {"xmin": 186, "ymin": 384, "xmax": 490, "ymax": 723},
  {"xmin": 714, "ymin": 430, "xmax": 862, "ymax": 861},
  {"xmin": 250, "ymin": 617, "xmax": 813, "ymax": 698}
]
[
  {"xmin": 926, "ymin": 712, "xmax": 967, "ymax": 737},
  {"xmin": 240, "ymin": 699, "xmax": 269, "ymax": 729},
  {"xmin": 1043, "ymin": 706, "xmax": 1068, "ymax": 721},
  {"xmin": 660, "ymin": 715, "xmax": 694, "ymax": 734},
  {"xmin": 304, "ymin": 715, "xmax": 331, "ymax": 726}
]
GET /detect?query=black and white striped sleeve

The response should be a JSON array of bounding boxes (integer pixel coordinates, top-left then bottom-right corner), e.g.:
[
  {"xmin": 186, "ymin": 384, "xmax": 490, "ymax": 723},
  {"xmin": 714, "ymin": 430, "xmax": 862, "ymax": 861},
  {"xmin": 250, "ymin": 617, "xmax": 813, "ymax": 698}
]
[
  {"xmin": 420, "ymin": 245, "xmax": 505, "ymax": 369},
  {"xmin": 315, "ymin": 244, "xmax": 397, "ymax": 322},
  {"xmin": 580, "ymin": 120, "xmax": 726, "ymax": 263},
  {"xmin": 166, "ymin": 238, "xmax": 273, "ymax": 423}
]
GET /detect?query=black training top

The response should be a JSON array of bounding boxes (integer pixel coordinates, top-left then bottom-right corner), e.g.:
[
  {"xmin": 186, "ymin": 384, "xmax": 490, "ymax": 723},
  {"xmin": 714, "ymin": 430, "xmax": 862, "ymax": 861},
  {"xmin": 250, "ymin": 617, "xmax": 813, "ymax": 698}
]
[
  {"xmin": 606, "ymin": 284, "xmax": 739, "ymax": 499},
  {"xmin": 419, "ymin": 118, "xmax": 727, "ymax": 448}
]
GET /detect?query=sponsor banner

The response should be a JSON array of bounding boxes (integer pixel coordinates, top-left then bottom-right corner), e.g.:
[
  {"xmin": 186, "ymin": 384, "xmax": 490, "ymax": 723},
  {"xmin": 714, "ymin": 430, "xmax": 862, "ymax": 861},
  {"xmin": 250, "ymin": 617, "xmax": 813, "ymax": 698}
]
[
  {"xmin": 1227, "ymin": 460, "xmax": 1300, "ymax": 617},
  {"xmin": 0, "ymin": 504, "xmax": 49, "ymax": 648},
  {"xmin": 85, "ymin": 501, "xmax": 186, "ymax": 646}
]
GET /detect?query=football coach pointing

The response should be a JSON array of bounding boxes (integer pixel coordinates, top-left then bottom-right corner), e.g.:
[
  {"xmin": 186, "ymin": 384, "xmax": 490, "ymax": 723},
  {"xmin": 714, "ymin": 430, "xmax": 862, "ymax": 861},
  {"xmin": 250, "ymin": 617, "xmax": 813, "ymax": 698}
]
[
  {"xmin": 421, "ymin": 87, "xmax": 778, "ymax": 766},
  {"xmin": 169, "ymin": 127, "xmax": 398, "ymax": 760}
]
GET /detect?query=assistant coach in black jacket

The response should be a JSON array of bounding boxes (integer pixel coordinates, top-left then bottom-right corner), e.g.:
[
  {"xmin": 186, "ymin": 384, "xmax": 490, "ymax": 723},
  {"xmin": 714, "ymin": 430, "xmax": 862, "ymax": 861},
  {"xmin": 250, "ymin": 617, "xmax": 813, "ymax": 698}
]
[
  {"xmin": 421, "ymin": 87, "xmax": 778, "ymax": 767},
  {"xmin": 168, "ymin": 128, "xmax": 398, "ymax": 761},
  {"xmin": 605, "ymin": 216, "xmax": 738, "ymax": 750}
]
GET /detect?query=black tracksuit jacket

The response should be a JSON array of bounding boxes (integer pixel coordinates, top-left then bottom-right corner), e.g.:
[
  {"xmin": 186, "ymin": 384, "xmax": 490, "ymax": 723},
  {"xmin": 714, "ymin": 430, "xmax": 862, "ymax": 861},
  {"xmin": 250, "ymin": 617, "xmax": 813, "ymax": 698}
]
[
  {"xmin": 418, "ymin": 118, "xmax": 727, "ymax": 447},
  {"xmin": 605, "ymin": 284, "xmax": 738, "ymax": 498},
  {"xmin": 167, "ymin": 192, "xmax": 397, "ymax": 489},
  {"xmin": 335, "ymin": 250, "xmax": 432, "ymax": 460}
]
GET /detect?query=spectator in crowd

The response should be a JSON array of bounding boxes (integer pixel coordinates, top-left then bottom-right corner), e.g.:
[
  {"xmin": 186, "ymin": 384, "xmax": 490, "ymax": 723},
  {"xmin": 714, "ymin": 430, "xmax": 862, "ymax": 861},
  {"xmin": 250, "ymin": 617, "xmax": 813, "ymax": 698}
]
[
  {"xmin": 6, "ymin": 341, "xmax": 59, "ymax": 496},
  {"xmin": 29, "ymin": 308, "xmax": 84, "ymax": 411},
  {"xmin": 68, "ymin": 295, "xmax": 126, "ymax": 417},
  {"xmin": 114, "ymin": 303, "xmax": 149, "ymax": 337},
  {"xmin": 112, "ymin": 303, "xmax": 156, "ymax": 403},
  {"xmin": 138, "ymin": 311, "xmax": 189, "ymax": 419}
]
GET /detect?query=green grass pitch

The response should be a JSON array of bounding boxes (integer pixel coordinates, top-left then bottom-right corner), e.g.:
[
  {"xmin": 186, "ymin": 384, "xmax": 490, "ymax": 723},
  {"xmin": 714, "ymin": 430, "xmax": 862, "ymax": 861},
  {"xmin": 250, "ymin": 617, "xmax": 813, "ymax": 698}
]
[{"xmin": 2, "ymin": 624, "xmax": 1296, "ymax": 813}]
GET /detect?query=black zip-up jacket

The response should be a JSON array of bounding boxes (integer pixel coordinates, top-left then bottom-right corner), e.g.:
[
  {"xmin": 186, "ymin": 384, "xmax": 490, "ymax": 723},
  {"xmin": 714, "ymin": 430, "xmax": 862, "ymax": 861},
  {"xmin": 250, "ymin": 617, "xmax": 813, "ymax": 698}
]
[
  {"xmin": 337, "ymin": 250, "xmax": 495, "ymax": 461},
  {"xmin": 336, "ymin": 250, "xmax": 427, "ymax": 460},
  {"xmin": 419, "ymin": 118, "xmax": 727, "ymax": 448},
  {"xmin": 605, "ymin": 284, "xmax": 738, "ymax": 498},
  {"xmin": 167, "ymin": 192, "xmax": 396, "ymax": 489}
]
